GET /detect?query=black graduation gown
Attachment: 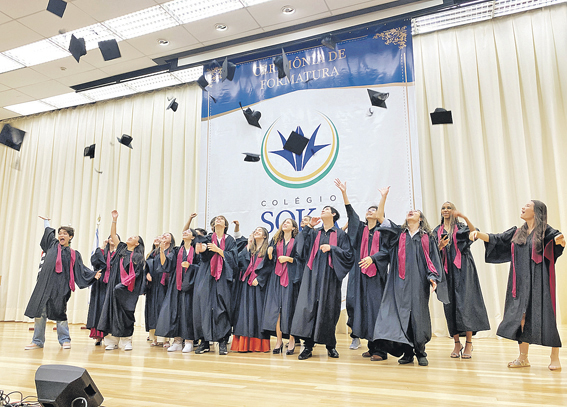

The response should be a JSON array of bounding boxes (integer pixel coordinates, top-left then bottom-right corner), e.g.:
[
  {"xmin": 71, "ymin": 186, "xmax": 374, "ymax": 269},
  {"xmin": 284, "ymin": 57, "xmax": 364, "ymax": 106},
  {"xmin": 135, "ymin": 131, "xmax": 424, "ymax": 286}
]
[
  {"xmin": 485, "ymin": 226, "xmax": 563, "ymax": 347},
  {"xmin": 192, "ymin": 233, "xmax": 239, "ymax": 342},
  {"xmin": 262, "ymin": 236, "xmax": 305, "ymax": 337},
  {"xmin": 97, "ymin": 242, "xmax": 145, "ymax": 337},
  {"xmin": 144, "ymin": 248, "xmax": 172, "ymax": 332},
  {"xmin": 290, "ymin": 225, "xmax": 355, "ymax": 346},
  {"xmin": 433, "ymin": 224, "xmax": 490, "ymax": 337},
  {"xmin": 345, "ymin": 205, "xmax": 390, "ymax": 342},
  {"xmin": 25, "ymin": 227, "xmax": 96, "ymax": 321},
  {"xmin": 86, "ymin": 247, "xmax": 114, "ymax": 330},
  {"xmin": 155, "ymin": 244, "xmax": 199, "ymax": 339},
  {"xmin": 373, "ymin": 221, "xmax": 448, "ymax": 356},
  {"xmin": 232, "ymin": 250, "xmax": 272, "ymax": 339}
]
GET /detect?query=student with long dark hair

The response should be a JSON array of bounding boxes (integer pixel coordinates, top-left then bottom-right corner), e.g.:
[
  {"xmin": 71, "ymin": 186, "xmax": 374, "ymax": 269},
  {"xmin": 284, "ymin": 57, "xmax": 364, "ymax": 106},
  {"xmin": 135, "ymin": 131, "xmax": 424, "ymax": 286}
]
[{"xmin": 470, "ymin": 200, "xmax": 565, "ymax": 370}]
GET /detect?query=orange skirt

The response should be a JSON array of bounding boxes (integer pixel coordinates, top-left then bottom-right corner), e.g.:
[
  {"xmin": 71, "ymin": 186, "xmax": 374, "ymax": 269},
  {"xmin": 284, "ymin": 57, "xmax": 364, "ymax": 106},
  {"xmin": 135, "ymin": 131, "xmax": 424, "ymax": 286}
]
[{"xmin": 231, "ymin": 336, "xmax": 271, "ymax": 352}]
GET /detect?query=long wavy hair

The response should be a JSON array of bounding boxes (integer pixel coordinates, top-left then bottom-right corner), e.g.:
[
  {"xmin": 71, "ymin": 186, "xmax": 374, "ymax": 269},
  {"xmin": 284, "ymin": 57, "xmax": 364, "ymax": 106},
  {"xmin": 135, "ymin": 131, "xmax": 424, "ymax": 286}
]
[
  {"xmin": 402, "ymin": 210, "xmax": 432, "ymax": 236},
  {"xmin": 249, "ymin": 227, "xmax": 269, "ymax": 257},
  {"xmin": 439, "ymin": 201, "xmax": 459, "ymax": 228},
  {"xmin": 273, "ymin": 218, "xmax": 299, "ymax": 245},
  {"xmin": 512, "ymin": 200, "xmax": 547, "ymax": 252}
]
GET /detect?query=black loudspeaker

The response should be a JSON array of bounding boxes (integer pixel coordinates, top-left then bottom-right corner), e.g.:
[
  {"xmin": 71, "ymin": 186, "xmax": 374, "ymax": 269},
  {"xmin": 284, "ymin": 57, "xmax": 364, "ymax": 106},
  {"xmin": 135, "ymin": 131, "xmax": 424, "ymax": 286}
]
[{"xmin": 35, "ymin": 365, "xmax": 104, "ymax": 407}]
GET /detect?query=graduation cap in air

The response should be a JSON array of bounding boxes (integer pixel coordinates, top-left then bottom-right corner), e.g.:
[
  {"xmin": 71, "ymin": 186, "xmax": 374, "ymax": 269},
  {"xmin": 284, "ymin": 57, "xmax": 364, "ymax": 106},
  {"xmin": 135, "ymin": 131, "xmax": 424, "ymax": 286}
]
[
  {"xmin": 0, "ymin": 123, "xmax": 26, "ymax": 151},
  {"xmin": 116, "ymin": 134, "xmax": 133, "ymax": 149},
  {"xmin": 98, "ymin": 39, "xmax": 121, "ymax": 61},
  {"xmin": 321, "ymin": 34, "xmax": 338, "ymax": 50},
  {"xmin": 83, "ymin": 144, "xmax": 95, "ymax": 159},
  {"xmin": 221, "ymin": 57, "xmax": 236, "ymax": 82},
  {"xmin": 47, "ymin": 0, "xmax": 67, "ymax": 18},
  {"xmin": 273, "ymin": 48, "xmax": 290, "ymax": 80},
  {"xmin": 69, "ymin": 34, "xmax": 87, "ymax": 63},
  {"xmin": 239, "ymin": 102, "xmax": 261, "ymax": 129},
  {"xmin": 243, "ymin": 153, "xmax": 260, "ymax": 162},
  {"xmin": 167, "ymin": 97, "xmax": 178, "ymax": 112},
  {"xmin": 197, "ymin": 75, "xmax": 209, "ymax": 90},
  {"xmin": 283, "ymin": 131, "xmax": 309, "ymax": 155},
  {"xmin": 430, "ymin": 108, "xmax": 453, "ymax": 125},
  {"xmin": 367, "ymin": 89, "xmax": 389, "ymax": 109}
]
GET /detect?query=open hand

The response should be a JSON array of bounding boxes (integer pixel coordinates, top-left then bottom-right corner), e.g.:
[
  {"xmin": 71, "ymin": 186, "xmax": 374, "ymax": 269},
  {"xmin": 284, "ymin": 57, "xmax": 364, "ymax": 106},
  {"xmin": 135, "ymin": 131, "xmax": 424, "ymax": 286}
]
[
  {"xmin": 359, "ymin": 256, "xmax": 373, "ymax": 269},
  {"xmin": 379, "ymin": 186, "xmax": 390, "ymax": 197},
  {"xmin": 334, "ymin": 178, "xmax": 347, "ymax": 193},
  {"xmin": 439, "ymin": 235, "xmax": 450, "ymax": 250}
]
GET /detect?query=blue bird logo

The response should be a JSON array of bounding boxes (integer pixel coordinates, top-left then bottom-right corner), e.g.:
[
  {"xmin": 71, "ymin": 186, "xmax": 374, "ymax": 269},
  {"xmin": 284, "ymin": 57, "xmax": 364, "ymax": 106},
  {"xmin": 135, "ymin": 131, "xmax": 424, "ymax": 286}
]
[{"xmin": 269, "ymin": 125, "xmax": 330, "ymax": 172}]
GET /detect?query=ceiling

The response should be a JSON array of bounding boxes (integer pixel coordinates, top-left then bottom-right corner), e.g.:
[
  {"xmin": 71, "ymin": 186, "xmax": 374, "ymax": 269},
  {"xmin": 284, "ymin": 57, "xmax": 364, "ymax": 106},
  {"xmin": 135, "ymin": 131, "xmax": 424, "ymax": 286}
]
[{"xmin": 0, "ymin": 0, "xmax": 443, "ymax": 120}]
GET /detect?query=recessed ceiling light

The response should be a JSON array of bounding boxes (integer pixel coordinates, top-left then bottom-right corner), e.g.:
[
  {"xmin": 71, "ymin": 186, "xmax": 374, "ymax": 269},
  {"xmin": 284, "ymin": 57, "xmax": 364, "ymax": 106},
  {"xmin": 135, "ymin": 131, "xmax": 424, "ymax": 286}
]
[
  {"xmin": 158, "ymin": 39, "xmax": 169, "ymax": 46},
  {"xmin": 281, "ymin": 5, "xmax": 295, "ymax": 14},
  {"xmin": 215, "ymin": 23, "xmax": 228, "ymax": 31}
]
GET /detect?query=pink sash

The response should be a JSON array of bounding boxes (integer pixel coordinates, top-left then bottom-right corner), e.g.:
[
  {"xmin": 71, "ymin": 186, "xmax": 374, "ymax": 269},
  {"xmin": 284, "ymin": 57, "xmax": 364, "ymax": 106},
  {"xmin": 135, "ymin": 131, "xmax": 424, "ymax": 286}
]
[
  {"xmin": 210, "ymin": 234, "xmax": 226, "ymax": 281},
  {"xmin": 176, "ymin": 245, "xmax": 194, "ymax": 291},
  {"xmin": 275, "ymin": 238, "xmax": 295, "ymax": 287},
  {"xmin": 307, "ymin": 229, "xmax": 337, "ymax": 270},
  {"xmin": 397, "ymin": 231, "xmax": 439, "ymax": 280},
  {"xmin": 360, "ymin": 226, "xmax": 380, "ymax": 277},
  {"xmin": 120, "ymin": 252, "xmax": 136, "ymax": 292},
  {"xmin": 103, "ymin": 248, "xmax": 115, "ymax": 284},
  {"xmin": 242, "ymin": 254, "xmax": 263, "ymax": 286},
  {"xmin": 55, "ymin": 244, "xmax": 76, "ymax": 292},
  {"xmin": 437, "ymin": 225, "xmax": 462, "ymax": 274}
]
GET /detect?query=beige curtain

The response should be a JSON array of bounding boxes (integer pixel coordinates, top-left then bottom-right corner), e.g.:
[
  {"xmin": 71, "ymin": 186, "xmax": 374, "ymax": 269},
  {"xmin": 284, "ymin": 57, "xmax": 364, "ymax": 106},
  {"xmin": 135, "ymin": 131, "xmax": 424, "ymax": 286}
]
[
  {"xmin": 414, "ymin": 5, "xmax": 567, "ymax": 337},
  {"xmin": 0, "ymin": 83, "xmax": 202, "ymax": 324}
]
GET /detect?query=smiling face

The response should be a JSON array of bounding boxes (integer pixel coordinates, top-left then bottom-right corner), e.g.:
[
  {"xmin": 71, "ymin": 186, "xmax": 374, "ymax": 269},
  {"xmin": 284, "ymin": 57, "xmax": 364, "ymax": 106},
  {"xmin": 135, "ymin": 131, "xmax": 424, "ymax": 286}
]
[
  {"xmin": 520, "ymin": 201, "xmax": 535, "ymax": 222},
  {"xmin": 210, "ymin": 215, "xmax": 229, "ymax": 234},
  {"xmin": 161, "ymin": 233, "xmax": 172, "ymax": 245},
  {"xmin": 126, "ymin": 235, "xmax": 140, "ymax": 248},
  {"xmin": 253, "ymin": 227, "xmax": 267, "ymax": 241},
  {"xmin": 57, "ymin": 229, "xmax": 72, "ymax": 246},
  {"xmin": 182, "ymin": 229, "xmax": 194, "ymax": 240},
  {"xmin": 441, "ymin": 202, "xmax": 453, "ymax": 220},
  {"xmin": 406, "ymin": 210, "xmax": 421, "ymax": 222},
  {"xmin": 300, "ymin": 216, "xmax": 311, "ymax": 228},
  {"xmin": 365, "ymin": 206, "xmax": 379, "ymax": 220},
  {"xmin": 281, "ymin": 218, "xmax": 294, "ymax": 232}
]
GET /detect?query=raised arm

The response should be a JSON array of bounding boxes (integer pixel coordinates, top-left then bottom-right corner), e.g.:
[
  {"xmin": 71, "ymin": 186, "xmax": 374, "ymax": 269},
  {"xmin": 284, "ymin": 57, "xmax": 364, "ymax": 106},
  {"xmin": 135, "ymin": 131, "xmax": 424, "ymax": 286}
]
[
  {"xmin": 453, "ymin": 210, "xmax": 476, "ymax": 233},
  {"xmin": 110, "ymin": 210, "xmax": 120, "ymax": 248},
  {"xmin": 376, "ymin": 186, "xmax": 390, "ymax": 224},
  {"xmin": 183, "ymin": 213, "xmax": 197, "ymax": 233},
  {"xmin": 334, "ymin": 178, "xmax": 350, "ymax": 205},
  {"xmin": 469, "ymin": 230, "xmax": 489, "ymax": 242}
]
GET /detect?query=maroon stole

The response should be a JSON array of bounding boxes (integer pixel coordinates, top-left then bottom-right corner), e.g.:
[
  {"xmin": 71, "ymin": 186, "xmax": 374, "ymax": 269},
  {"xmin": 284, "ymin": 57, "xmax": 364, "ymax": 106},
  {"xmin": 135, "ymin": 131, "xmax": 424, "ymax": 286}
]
[
  {"xmin": 360, "ymin": 226, "xmax": 380, "ymax": 277},
  {"xmin": 436, "ymin": 225, "xmax": 462, "ymax": 274},
  {"xmin": 242, "ymin": 254, "xmax": 263, "ymax": 286},
  {"xmin": 275, "ymin": 238, "xmax": 295, "ymax": 287},
  {"xmin": 175, "ymin": 245, "xmax": 194, "ymax": 291},
  {"xmin": 307, "ymin": 229, "xmax": 337, "ymax": 270},
  {"xmin": 120, "ymin": 252, "xmax": 136, "ymax": 292},
  {"xmin": 55, "ymin": 244, "xmax": 76, "ymax": 292},
  {"xmin": 397, "ymin": 231, "xmax": 439, "ymax": 280},
  {"xmin": 103, "ymin": 248, "xmax": 115, "ymax": 284},
  {"xmin": 210, "ymin": 234, "xmax": 226, "ymax": 281}
]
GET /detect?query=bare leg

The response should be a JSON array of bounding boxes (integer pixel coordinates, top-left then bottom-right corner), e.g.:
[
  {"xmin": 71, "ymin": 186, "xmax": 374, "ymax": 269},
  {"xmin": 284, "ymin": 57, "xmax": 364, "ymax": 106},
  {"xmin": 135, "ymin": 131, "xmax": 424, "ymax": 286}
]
[
  {"xmin": 549, "ymin": 347, "xmax": 561, "ymax": 371},
  {"xmin": 462, "ymin": 331, "xmax": 473, "ymax": 358},
  {"xmin": 508, "ymin": 315, "xmax": 530, "ymax": 367},
  {"xmin": 288, "ymin": 335, "xmax": 295, "ymax": 352},
  {"xmin": 451, "ymin": 334, "xmax": 462, "ymax": 357},
  {"xmin": 275, "ymin": 314, "xmax": 283, "ymax": 349}
]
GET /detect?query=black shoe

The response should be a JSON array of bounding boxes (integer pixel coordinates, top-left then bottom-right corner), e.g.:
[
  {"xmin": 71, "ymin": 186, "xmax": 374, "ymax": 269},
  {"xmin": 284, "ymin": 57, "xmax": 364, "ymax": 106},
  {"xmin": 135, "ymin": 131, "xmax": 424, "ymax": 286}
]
[
  {"xmin": 398, "ymin": 353, "xmax": 415, "ymax": 364},
  {"xmin": 417, "ymin": 356, "xmax": 428, "ymax": 366},
  {"xmin": 195, "ymin": 341, "xmax": 210, "ymax": 354},
  {"xmin": 327, "ymin": 348, "xmax": 339, "ymax": 358},
  {"xmin": 273, "ymin": 344, "xmax": 283, "ymax": 355},
  {"xmin": 286, "ymin": 346, "xmax": 295, "ymax": 355},
  {"xmin": 298, "ymin": 348, "xmax": 312, "ymax": 360},
  {"xmin": 219, "ymin": 341, "xmax": 228, "ymax": 355},
  {"xmin": 193, "ymin": 340, "xmax": 199, "ymax": 346}
]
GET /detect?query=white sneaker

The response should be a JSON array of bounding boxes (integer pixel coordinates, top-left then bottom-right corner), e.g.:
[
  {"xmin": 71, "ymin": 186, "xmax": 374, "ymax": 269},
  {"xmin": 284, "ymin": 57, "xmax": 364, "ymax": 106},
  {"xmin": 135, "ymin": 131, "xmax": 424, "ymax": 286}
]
[
  {"xmin": 105, "ymin": 344, "xmax": 118, "ymax": 350},
  {"xmin": 349, "ymin": 338, "xmax": 361, "ymax": 350},
  {"xmin": 62, "ymin": 342, "xmax": 71, "ymax": 349},
  {"xmin": 25, "ymin": 343, "xmax": 42, "ymax": 350},
  {"xmin": 168, "ymin": 342, "xmax": 183, "ymax": 352},
  {"xmin": 182, "ymin": 342, "xmax": 194, "ymax": 353},
  {"xmin": 124, "ymin": 342, "xmax": 133, "ymax": 351}
]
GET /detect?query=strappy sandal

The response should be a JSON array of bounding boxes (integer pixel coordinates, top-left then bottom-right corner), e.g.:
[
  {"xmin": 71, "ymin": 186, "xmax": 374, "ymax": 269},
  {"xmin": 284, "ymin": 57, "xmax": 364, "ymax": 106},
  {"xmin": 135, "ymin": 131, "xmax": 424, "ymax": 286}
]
[
  {"xmin": 508, "ymin": 353, "xmax": 530, "ymax": 368},
  {"xmin": 462, "ymin": 341, "xmax": 473, "ymax": 359},
  {"xmin": 451, "ymin": 341, "xmax": 463, "ymax": 358}
]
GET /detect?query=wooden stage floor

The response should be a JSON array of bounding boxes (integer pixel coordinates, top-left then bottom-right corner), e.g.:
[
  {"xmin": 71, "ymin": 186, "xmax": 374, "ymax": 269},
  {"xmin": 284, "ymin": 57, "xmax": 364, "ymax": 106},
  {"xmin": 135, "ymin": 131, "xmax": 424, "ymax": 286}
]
[{"xmin": 1, "ymin": 322, "xmax": 567, "ymax": 406}]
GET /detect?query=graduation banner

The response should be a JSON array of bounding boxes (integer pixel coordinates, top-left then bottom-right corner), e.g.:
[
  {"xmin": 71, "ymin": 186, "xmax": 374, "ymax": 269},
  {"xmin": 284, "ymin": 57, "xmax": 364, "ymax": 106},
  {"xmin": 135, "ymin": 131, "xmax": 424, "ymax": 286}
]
[{"xmin": 199, "ymin": 19, "xmax": 421, "ymax": 238}]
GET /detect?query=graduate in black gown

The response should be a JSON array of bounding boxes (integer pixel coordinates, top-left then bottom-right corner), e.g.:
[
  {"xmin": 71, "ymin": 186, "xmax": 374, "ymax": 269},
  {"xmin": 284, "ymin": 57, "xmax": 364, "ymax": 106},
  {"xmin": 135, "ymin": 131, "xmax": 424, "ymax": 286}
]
[
  {"xmin": 373, "ymin": 209, "xmax": 448, "ymax": 366},
  {"xmin": 231, "ymin": 227, "xmax": 272, "ymax": 352},
  {"xmin": 471, "ymin": 200, "xmax": 565, "ymax": 370},
  {"xmin": 335, "ymin": 180, "xmax": 390, "ymax": 361},
  {"xmin": 97, "ymin": 210, "xmax": 146, "ymax": 351},
  {"xmin": 25, "ymin": 217, "xmax": 100, "ymax": 350},
  {"xmin": 434, "ymin": 202, "xmax": 490, "ymax": 359},
  {"xmin": 291, "ymin": 206, "xmax": 355, "ymax": 360},
  {"xmin": 193, "ymin": 215, "xmax": 239, "ymax": 355},
  {"xmin": 87, "ymin": 235, "xmax": 118, "ymax": 345},
  {"xmin": 156, "ymin": 215, "xmax": 200, "ymax": 353},
  {"xmin": 262, "ymin": 218, "xmax": 305, "ymax": 355}
]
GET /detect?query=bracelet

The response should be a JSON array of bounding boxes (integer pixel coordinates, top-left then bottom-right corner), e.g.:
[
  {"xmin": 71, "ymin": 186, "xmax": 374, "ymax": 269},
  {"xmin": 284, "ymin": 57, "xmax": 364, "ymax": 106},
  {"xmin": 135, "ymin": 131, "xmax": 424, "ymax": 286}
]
[{"xmin": 112, "ymin": 221, "xmax": 117, "ymax": 223}]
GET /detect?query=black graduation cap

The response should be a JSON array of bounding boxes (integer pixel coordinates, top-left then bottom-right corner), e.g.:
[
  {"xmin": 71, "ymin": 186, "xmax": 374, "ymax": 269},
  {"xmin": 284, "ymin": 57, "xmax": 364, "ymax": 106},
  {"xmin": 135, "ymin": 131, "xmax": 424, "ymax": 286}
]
[
  {"xmin": 283, "ymin": 131, "xmax": 309, "ymax": 155},
  {"xmin": 98, "ymin": 39, "xmax": 121, "ymax": 61},
  {"xmin": 167, "ymin": 97, "xmax": 178, "ymax": 112},
  {"xmin": 197, "ymin": 75, "xmax": 209, "ymax": 90},
  {"xmin": 243, "ymin": 153, "xmax": 260, "ymax": 162},
  {"xmin": 321, "ymin": 34, "xmax": 338, "ymax": 50},
  {"xmin": 430, "ymin": 108, "xmax": 453, "ymax": 125},
  {"xmin": 239, "ymin": 102, "xmax": 261, "ymax": 129},
  {"xmin": 116, "ymin": 134, "xmax": 133, "ymax": 149},
  {"xmin": 273, "ymin": 48, "xmax": 290, "ymax": 80},
  {"xmin": 367, "ymin": 89, "xmax": 389, "ymax": 109},
  {"xmin": 69, "ymin": 34, "xmax": 87, "ymax": 63},
  {"xmin": 221, "ymin": 57, "xmax": 236, "ymax": 82},
  {"xmin": 0, "ymin": 123, "xmax": 26, "ymax": 151},
  {"xmin": 47, "ymin": 0, "xmax": 67, "ymax": 18},
  {"xmin": 84, "ymin": 144, "xmax": 95, "ymax": 159}
]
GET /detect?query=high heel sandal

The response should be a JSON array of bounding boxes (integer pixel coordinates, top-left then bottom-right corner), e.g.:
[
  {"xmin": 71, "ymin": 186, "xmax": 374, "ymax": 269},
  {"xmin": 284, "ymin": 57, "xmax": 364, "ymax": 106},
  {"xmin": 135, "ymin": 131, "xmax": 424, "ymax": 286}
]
[
  {"xmin": 450, "ymin": 341, "xmax": 463, "ymax": 358},
  {"xmin": 273, "ymin": 344, "xmax": 284, "ymax": 354},
  {"xmin": 508, "ymin": 353, "xmax": 530, "ymax": 368},
  {"xmin": 462, "ymin": 341, "xmax": 473, "ymax": 359}
]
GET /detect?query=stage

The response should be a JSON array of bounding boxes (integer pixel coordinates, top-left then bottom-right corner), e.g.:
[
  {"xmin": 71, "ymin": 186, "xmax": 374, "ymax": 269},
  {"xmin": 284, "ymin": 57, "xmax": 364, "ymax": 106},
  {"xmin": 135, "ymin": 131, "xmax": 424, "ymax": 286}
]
[{"xmin": 1, "ymin": 322, "xmax": 566, "ymax": 406}]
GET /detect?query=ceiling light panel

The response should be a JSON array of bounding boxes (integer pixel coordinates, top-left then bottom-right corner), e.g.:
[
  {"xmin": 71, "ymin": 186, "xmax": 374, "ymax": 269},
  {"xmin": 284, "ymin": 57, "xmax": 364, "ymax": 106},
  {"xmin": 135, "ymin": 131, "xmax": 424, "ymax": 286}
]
[
  {"xmin": 494, "ymin": 0, "xmax": 565, "ymax": 17},
  {"xmin": 171, "ymin": 66, "xmax": 204, "ymax": 83},
  {"xmin": 5, "ymin": 100, "xmax": 56, "ymax": 115},
  {"xmin": 125, "ymin": 73, "xmax": 182, "ymax": 92},
  {"xmin": 82, "ymin": 83, "xmax": 136, "ymax": 102},
  {"xmin": 104, "ymin": 6, "xmax": 180, "ymax": 39},
  {"xmin": 4, "ymin": 40, "xmax": 70, "ymax": 67},
  {"xmin": 162, "ymin": 0, "xmax": 244, "ymax": 24},
  {"xmin": 52, "ymin": 24, "xmax": 123, "ymax": 52},
  {"xmin": 41, "ymin": 92, "xmax": 94, "ymax": 109},
  {"xmin": 0, "ymin": 54, "xmax": 25, "ymax": 74},
  {"xmin": 240, "ymin": 0, "xmax": 273, "ymax": 5}
]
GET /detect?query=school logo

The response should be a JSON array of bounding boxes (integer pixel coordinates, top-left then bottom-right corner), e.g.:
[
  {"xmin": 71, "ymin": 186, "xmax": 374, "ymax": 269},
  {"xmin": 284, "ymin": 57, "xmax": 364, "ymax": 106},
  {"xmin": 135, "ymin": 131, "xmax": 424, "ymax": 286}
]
[{"xmin": 261, "ymin": 111, "xmax": 339, "ymax": 189}]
